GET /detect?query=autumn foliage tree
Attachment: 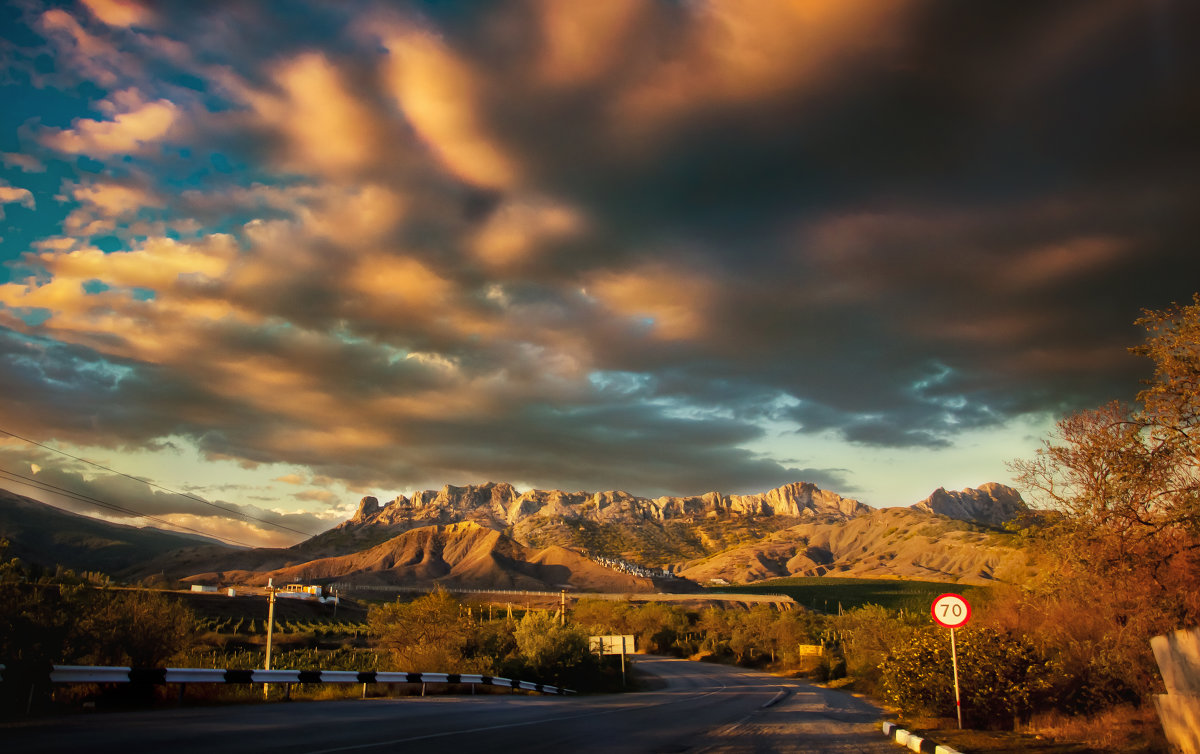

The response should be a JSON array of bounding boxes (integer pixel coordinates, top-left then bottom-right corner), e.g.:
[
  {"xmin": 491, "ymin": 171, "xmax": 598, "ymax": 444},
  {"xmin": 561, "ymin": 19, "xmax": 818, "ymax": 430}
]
[{"xmin": 1008, "ymin": 294, "xmax": 1200, "ymax": 707}]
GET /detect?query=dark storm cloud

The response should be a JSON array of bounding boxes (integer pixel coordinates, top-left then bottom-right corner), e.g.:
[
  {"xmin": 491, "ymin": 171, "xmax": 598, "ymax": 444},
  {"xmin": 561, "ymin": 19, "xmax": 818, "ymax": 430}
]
[
  {"xmin": 448, "ymin": 0, "xmax": 1200, "ymax": 443},
  {"xmin": 2, "ymin": 0, "xmax": 1199, "ymax": 516}
]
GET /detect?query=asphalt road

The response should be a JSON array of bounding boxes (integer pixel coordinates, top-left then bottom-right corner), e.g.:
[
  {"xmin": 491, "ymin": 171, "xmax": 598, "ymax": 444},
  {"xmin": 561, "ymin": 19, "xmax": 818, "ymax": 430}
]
[{"xmin": 1, "ymin": 657, "xmax": 897, "ymax": 753}]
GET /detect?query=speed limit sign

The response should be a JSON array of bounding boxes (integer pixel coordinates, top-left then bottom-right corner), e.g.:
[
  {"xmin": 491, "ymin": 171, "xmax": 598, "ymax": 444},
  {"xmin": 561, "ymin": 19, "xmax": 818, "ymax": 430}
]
[{"xmin": 931, "ymin": 593, "xmax": 971, "ymax": 628}]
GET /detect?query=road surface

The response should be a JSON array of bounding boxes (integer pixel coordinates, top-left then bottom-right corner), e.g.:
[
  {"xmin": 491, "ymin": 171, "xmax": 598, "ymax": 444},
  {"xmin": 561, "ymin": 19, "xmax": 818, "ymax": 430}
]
[{"xmin": 1, "ymin": 657, "xmax": 897, "ymax": 753}]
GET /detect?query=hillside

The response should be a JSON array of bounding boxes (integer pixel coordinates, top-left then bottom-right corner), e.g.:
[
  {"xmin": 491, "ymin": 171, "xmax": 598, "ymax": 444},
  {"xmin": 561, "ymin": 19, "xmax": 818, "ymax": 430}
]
[
  {"xmin": 188, "ymin": 521, "xmax": 659, "ymax": 593},
  {"xmin": 0, "ymin": 487, "xmax": 235, "ymax": 574},
  {"xmin": 678, "ymin": 506, "xmax": 1035, "ymax": 585}
]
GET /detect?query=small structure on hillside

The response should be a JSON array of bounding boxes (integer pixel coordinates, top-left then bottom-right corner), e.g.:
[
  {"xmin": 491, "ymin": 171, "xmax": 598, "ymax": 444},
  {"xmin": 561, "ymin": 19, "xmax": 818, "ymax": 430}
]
[
  {"xmin": 276, "ymin": 583, "xmax": 339, "ymax": 605},
  {"xmin": 278, "ymin": 583, "xmax": 323, "ymax": 599}
]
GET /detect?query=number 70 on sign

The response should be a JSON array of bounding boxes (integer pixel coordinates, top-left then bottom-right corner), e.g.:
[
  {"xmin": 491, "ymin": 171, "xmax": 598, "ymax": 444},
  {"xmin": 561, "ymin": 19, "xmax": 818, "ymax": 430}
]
[{"xmin": 931, "ymin": 593, "xmax": 971, "ymax": 628}]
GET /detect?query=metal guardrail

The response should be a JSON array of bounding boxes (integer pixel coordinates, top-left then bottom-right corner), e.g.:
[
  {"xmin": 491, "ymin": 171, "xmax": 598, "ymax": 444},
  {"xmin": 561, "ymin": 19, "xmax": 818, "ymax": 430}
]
[{"xmin": 0, "ymin": 664, "xmax": 574, "ymax": 695}]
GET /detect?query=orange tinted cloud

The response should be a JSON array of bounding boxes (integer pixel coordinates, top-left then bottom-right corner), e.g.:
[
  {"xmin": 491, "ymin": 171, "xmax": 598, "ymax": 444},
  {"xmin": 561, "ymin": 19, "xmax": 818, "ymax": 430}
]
[
  {"xmin": 0, "ymin": 184, "xmax": 35, "ymax": 218},
  {"xmin": 33, "ymin": 235, "xmax": 235, "ymax": 291},
  {"xmin": 61, "ymin": 180, "xmax": 163, "ymax": 235},
  {"xmin": 299, "ymin": 184, "xmax": 407, "ymax": 246},
  {"xmin": 471, "ymin": 196, "xmax": 585, "ymax": 267},
  {"xmin": 37, "ymin": 8, "xmax": 133, "ymax": 86},
  {"xmin": 39, "ymin": 90, "xmax": 177, "ymax": 156},
  {"xmin": 246, "ymin": 53, "xmax": 384, "ymax": 178},
  {"xmin": 535, "ymin": 0, "xmax": 646, "ymax": 86},
  {"xmin": 1001, "ymin": 237, "xmax": 1128, "ymax": 291},
  {"xmin": 589, "ymin": 263, "xmax": 715, "ymax": 341},
  {"xmin": 619, "ymin": 0, "xmax": 908, "ymax": 127},
  {"xmin": 348, "ymin": 254, "xmax": 455, "ymax": 313},
  {"xmin": 382, "ymin": 27, "xmax": 517, "ymax": 188},
  {"xmin": 80, "ymin": 0, "xmax": 150, "ymax": 28}
]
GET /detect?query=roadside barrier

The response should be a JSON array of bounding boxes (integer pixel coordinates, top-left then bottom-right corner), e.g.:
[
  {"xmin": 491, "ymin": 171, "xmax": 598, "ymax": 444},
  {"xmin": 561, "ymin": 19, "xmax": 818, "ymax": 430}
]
[
  {"xmin": 881, "ymin": 721, "xmax": 961, "ymax": 754},
  {"xmin": 0, "ymin": 664, "xmax": 575, "ymax": 695}
]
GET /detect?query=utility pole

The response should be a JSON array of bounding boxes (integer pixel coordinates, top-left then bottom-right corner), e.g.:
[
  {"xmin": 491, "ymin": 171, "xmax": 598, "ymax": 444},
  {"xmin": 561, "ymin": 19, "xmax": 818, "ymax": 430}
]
[
  {"xmin": 264, "ymin": 578, "xmax": 277, "ymax": 700},
  {"xmin": 560, "ymin": 589, "xmax": 566, "ymax": 626}
]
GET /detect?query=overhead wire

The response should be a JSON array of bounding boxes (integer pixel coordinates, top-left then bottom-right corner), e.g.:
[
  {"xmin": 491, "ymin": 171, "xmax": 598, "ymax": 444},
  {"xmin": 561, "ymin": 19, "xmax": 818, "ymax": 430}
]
[
  {"xmin": 0, "ymin": 426, "xmax": 322, "ymax": 540},
  {"xmin": 0, "ymin": 465, "xmax": 261, "ymax": 549}
]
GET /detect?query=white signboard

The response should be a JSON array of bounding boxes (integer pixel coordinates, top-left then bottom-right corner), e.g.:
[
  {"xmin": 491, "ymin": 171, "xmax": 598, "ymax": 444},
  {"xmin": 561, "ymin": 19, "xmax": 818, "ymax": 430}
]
[{"xmin": 590, "ymin": 635, "xmax": 635, "ymax": 655}]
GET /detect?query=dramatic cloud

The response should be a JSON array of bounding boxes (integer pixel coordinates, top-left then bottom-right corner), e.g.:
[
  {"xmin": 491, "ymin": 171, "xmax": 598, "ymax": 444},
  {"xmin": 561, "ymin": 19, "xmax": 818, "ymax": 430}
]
[
  {"xmin": 37, "ymin": 89, "xmax": 178, "ymax": 156},
  {"xmin": 0, "ymin": 0, "xmax": 1198, "ymax": 544},
  {"xmin": 0, "ymin": 183, "xmax": 36, "ymax": 220}
]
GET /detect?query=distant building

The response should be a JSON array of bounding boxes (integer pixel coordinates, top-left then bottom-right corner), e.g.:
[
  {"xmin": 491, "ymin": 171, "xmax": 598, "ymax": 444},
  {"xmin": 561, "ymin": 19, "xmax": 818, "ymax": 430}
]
[{"xmin": 278, "ymin": 583, "xmax": 323, "ymax": 599}]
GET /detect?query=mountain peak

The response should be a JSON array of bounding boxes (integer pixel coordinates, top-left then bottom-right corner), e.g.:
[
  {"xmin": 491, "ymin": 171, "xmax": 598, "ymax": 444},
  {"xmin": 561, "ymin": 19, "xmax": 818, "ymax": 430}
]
[
  {"xmin": 351, "ymin": 496, "xmax": 381, "ymax": 523},
  {"xmin": 910, "ymin": 483, "xmax": 1027, "ymax": 527}
]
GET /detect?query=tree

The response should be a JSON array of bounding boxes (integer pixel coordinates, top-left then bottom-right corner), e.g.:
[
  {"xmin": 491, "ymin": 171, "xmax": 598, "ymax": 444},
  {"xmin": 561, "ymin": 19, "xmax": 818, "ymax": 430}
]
[
  {"xmin": 513, "ymin": 611, "xmax": 595, "ymax": 687},
  {"xmin": 1012, "ymin": 296, "xmax": 1200, "ymax": 617},
  {"xmin": 369, "ymin": 587, "xmax": 481, "ymax": 671},
  {"xmin": 1009, "ymin": 295, "xmax": 1200, "ymax": 706},
  {"xmin": 72, "ymin": 590, "xmax": 196, "ymax": 667}
]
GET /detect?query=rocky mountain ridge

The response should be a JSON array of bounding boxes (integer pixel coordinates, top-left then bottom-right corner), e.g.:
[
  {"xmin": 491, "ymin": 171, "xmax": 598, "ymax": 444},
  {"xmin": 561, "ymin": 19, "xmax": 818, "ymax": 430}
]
[
  {"xmin": 1, "ymin": 480, "xmax": 1033, "ymax": 590},
  {"xmin": 342, "ymin": 480, "xmax": 870, "ymax": 536},
  {"xmin": 910, "ymin": 482, "xmax": 1028, "ymax": 527}
]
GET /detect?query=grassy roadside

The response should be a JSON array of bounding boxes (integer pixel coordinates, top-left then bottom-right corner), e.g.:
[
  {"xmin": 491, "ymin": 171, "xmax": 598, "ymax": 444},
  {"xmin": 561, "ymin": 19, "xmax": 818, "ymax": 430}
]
[{"xmin": 806, "ymin": 676, "xmax": 1168, "ymax": 753}]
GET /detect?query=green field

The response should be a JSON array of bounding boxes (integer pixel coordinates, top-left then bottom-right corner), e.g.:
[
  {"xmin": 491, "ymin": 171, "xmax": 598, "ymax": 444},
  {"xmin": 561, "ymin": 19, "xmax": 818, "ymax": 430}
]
[{"xmin": 706, "ymin": 576, "xmax": 985, "ymax": 613}]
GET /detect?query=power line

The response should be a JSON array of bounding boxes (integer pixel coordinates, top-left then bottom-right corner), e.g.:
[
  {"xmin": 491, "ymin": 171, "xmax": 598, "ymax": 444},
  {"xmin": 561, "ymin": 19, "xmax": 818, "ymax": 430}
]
[
  {"xmin": 0, "ymin": 466, "xmax": 261, "ymax": 549},
  {"xmin": 0, "ymin": 426, "xmax": 321, "ymax": 539}
]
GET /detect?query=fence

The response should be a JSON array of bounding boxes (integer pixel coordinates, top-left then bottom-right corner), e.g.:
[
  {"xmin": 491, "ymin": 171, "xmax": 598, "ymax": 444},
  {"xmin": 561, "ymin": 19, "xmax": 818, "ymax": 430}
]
[{"xmin": 0, "ymin": 664, "xmax": 575, "ymax": 696}]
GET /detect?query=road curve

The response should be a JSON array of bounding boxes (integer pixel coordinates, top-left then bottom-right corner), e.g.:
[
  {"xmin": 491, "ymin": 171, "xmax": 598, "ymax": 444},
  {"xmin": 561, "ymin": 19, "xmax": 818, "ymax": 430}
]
[{"xmin": 1, "ymin": 657, "xmax": 896, "ymax": 753}]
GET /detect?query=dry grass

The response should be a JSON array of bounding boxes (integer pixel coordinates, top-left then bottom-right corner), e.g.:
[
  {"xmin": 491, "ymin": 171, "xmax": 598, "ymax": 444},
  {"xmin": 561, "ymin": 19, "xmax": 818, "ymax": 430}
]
[
  {"xmin": 893, "ymin": 705, "xmax": 1171, "ymax": 754},
  {"xmin": 1023, "ymin": 705, "xmax": 1171, "ymax": 754}
]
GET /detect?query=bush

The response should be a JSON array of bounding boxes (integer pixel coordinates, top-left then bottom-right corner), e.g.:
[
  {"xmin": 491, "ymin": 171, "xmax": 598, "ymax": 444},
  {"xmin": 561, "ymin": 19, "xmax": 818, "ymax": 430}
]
[
  {"xmin": 880, "ymin": 626, "xmax": 1056, "ymax": 729},
  {"xmin": 512, "ymin": 611, "xmax": 599, "ymax": 689},
  {"xmin": 369, "ymin": 588, "xmax": 486, "ymax": 672}
]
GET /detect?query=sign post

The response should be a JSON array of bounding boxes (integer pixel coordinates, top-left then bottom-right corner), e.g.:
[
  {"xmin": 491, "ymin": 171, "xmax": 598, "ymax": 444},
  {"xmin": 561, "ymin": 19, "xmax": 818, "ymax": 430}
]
[
  {"xmin": 590, "ymin": 635, "xmax": 635, "ymax": 687},
  {"xmin": 931, "ymin": 593, "xmax": 971, "ymax": 729}
]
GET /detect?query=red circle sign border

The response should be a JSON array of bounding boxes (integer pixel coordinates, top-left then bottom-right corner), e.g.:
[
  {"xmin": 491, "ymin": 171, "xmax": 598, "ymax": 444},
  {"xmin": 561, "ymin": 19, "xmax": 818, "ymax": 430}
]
[{"xmin": 931, "ymin": 592, "xmax": 972, "ymax": 628}]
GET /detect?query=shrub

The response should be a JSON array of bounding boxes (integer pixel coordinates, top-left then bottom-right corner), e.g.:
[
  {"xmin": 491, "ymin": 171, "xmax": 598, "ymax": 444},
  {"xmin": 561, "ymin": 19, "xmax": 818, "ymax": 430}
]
[
  {"xmin": 513, "ymin": 611, "xmax": 597, "ymax": 688},
  {"xmin": 880, "ymin": 626, "xmax": 1056, "ymax": 729}
]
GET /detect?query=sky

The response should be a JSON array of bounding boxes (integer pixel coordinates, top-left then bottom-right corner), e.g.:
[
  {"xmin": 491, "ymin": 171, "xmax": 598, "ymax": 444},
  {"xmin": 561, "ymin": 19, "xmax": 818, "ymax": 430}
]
[{"xmin": 1, "ymin": 0, "xmax": 1198, "ymax": 549}]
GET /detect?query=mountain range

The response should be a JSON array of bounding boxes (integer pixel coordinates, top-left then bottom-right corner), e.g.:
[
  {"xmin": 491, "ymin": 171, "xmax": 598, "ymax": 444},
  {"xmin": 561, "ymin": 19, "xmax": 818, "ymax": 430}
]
[{"xmin": 1, "ymin": 479, "xmax": 1035, "ymax": 591}]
